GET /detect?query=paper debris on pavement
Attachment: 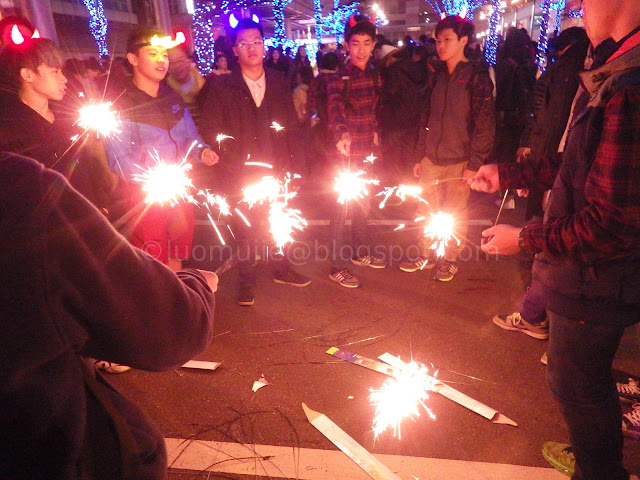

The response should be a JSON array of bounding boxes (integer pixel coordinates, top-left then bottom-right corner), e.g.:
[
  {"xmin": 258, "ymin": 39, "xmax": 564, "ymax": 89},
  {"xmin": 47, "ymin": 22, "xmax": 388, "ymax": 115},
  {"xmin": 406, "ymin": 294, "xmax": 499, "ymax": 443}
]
[
  {"xmin": 181, "ymin": 360, "xmax": 221, "ymax": 371},
  {"xmin": 252, "ymin": 374, "xmax": 270, "ymax": 392}
]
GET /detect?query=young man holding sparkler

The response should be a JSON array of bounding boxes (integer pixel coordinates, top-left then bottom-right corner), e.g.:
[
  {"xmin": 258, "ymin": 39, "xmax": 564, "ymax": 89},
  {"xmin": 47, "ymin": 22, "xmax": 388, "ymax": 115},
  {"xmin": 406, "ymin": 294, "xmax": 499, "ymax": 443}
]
[
  {"xmin": 104, "ymin": 27, "xmax": 219, "ymax": 273},
  {"xmin": 403, "ymin": 15, "xmax": 495, "ymax": 282},
  {"xmin": 471, "ymin": 0, "xmax": 640, "ymax": 476},
  {"xmin": 0, "ymin": 152, "xmax": 217, "ymax": 479},
  {"xmin": 327, "ymin": 15, "xmax": 386, "ymax": 289},
  {"xmin": 199, "ymin": 18, "xmax": 310, "ymax": 306}
]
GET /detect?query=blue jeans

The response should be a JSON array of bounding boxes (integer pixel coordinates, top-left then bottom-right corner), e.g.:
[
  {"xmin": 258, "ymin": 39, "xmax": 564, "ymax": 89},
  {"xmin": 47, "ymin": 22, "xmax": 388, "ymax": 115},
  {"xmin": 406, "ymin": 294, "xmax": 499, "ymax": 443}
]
[{"xmin": 547, "ymin": 311, "xmax": 630, "ymax": 480}]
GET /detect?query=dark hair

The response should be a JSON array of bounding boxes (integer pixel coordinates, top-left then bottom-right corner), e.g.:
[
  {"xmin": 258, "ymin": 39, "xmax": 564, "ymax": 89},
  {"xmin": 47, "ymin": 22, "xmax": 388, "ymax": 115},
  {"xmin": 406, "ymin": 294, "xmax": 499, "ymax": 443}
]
[
  {"xmin": 344, "ymin": 15, "xmax": 376, "ymax": 43},
  {"xmin": 84, "ymin": 57, "xmax": 103, "ymax": 73},
  {"xmin": 435, "ymin": 15, "xmax": 474, "ymax": 42},
  {"xmin": 126, "ymin": 26, "xmax": 164, "ymax": 54},
  {"xmin": 298, "ymin": 65, "xmax": 313, "ymax": 85},
  {"xmin": 230, "ymin": 19, "xmax": 263, "ymax": 45},
  {"xmin": 0, "ymin": 38, "xmax": 63, "ymax": 93},
  {"xmin": 554, "ymin": 26, "xmax": 588, "ymax": 52},
  {"xmin": 320, "ymin": 52, "xmax": 339, "ymax": 70}
]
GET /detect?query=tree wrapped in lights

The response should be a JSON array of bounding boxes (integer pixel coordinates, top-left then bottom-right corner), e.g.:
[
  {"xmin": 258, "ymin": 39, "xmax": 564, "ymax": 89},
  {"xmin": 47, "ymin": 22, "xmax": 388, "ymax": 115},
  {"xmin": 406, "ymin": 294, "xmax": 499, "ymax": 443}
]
[
  {"xmin": 551, "ymin": 0, "xmax": 566, "ymax": 35},
  {"xmin": 321, "ymin": 2, "xmax": 359, "ymax": 39},
  {"xmin": 82, "ymin": 0, "xmax": 109, "ymax": 57},
  {"xmin": 484, "ymin": 0, "xmax": 501, "ymax": 66},
  {"xmin": 273, "ymin": 0, "xmax": 294, "ymax": 44},
  {"xmin": 536, "ymin": 0, "xmax": 553, "ymax": 72},
  {"xmin": 426, "ymin": 0, "xmax": 484, "ymax": 20},
  {"xmin": 314, "ymin": 0, "xmax": 323, "ymax": 39},
  {"xmin": 193, "ymin": 2, "xmax": 218, "ymax": 75}
]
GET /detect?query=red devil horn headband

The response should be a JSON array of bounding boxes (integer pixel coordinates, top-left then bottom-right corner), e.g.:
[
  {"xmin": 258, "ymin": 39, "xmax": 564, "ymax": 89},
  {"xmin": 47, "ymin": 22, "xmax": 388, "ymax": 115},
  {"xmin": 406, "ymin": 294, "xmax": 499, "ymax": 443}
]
[{"xmin": 348, "ymin": 15, "xmax": 357, "ymax": 27}]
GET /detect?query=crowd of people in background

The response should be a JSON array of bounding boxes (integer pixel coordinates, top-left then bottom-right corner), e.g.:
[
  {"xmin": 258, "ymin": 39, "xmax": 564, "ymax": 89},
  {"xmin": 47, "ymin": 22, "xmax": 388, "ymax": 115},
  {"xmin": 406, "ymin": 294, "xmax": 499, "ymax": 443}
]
[{"xmin": 1, "ymin": 1, "xmax": 640, "ymax": 478}]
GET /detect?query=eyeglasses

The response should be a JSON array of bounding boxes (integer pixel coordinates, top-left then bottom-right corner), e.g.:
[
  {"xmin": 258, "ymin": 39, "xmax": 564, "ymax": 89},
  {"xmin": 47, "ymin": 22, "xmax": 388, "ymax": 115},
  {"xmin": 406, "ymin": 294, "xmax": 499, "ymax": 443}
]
[{"xmin": 236, "ymin": 40, "xmax": 264, "ymax": 50}]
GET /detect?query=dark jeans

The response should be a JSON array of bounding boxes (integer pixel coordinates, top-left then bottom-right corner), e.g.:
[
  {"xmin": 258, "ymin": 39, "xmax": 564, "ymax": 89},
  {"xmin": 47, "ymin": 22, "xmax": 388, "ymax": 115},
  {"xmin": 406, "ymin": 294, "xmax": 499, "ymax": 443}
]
[
  {"xmin": 547, "ymin": 311, "xmax": 630, "ymax": 480},
  {"xmin": 516, "ymin": 247, "xmax": 546, "ymax": 325},
  {"xmin": 231, "ymin": 204, "xmax": 289, "ymax": 288},
  {"xmin": 331, "ymin": 198, "xmax": 369, "ymax": 271}
]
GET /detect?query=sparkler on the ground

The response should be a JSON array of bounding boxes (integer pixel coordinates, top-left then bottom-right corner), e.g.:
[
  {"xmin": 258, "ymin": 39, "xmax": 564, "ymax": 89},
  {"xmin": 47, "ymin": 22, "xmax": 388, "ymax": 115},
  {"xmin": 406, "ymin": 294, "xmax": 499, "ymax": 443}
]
[
  {"xmin": 215, "ymin": 133, "xmax": 234, "ymax": 149},
  {"xmin": 377, "ymin": 184, "xmax": 429, "ymax": 209},
  {"xmin": 77, "ymin": 101, "xmax": 121, "ymax": 137},
  {"xmin": 424, "ymin": 211, "xmax": 460, "ymax": 258},
  {"xmin": 370, "ymin": 360, "xmax": 438, "ymax": 439},
  {"xmin": 334, "ymin": 170, "xmax": 380, "ymax": 205},
  {"xmin": 132, "ymin": 157, "xmax": 195, "ymax": 206}
]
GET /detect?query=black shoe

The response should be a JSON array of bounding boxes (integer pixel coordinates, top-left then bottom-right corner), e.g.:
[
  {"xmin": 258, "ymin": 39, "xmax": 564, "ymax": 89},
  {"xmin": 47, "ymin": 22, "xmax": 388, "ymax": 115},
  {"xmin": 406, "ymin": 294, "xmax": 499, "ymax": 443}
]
[
  {"xmin": 273, "ymin": 270, "xmax": 311, "ymax": 287},
  {"xmin": 433, "ymin": 259, "xmax": 459, "ymax": 282},
  {"xmin": 237, "ymin": 286, "xmax": 255, "ymax": 306}
]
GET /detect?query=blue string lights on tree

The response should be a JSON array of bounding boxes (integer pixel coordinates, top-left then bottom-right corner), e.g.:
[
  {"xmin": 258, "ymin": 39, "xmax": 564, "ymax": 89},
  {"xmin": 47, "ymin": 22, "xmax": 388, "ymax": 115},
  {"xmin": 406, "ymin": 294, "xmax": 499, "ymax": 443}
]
[
  {"xmin": 484, "ymin": 0, "xmax": 501, "ymax": 66},
  {"xmin": 313, "ymin": 0, "xmax": 323, "ymax": 39},
  {"xmin": 193, "ymin": 2, "xmax": 218, "ymax": 75},
  {"xmin": 536, "ymin": 0, "xmax": 553, "ymax": 73},
  {"xmin": 272, "ymin": 0, "xmax": 293, "ymax": 44},
  {"xmin": 321, "ymin": 2, "xmax": 359, "ymax": 39},
  {"xmin": 82, "ymin": 0, "xmax": 109, "ymax": 57}
]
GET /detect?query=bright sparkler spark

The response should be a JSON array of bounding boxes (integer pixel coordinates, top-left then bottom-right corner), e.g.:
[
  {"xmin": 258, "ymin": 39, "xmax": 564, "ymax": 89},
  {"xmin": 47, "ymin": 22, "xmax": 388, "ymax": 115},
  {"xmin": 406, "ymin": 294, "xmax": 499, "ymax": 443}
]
[
  {"xmin": 377, "ymin": 184, "xmax": 428, "ymax": 209},
  {"xmin": 245, "ymin": 161, "xmax": 273, "ymax": 168},
  {"xmin": 364, "ymin": 153, "xmax": 377, "ymax": 164},
  {"xmin": 334, "ymin": 170, "xmax": 380, "ymax": 205},
  {"xmin": 77, "ymin": 102, "xmax": 121, "ymax": 137},
  {"xmin": 269, "ymin": 202, "xmax": 307, "ymax": 252},
  {"xmin": 242, "ymin": 176, "xmax": 282, "ymax": 206},
  {"xmin": 370, "ymin": 360, "xmax": 438, "ymax": 439},
  {"xmin": 270, "ymin": 121, "xmax": 285, "ymax": 132},
  {"xmin": 394, "ymin": 224, "xmax": 406, "ymax": 231},
  {"xmin": 424, "ymin": 211, "xmax": 460, "ymax": 258},
  {"xmin": 199, "ymin": 190, "xmax": 231, "ymax": 216},
  {"xmin": 132, "ymin": 159, "xmax": 194, "ymax": 206},
  {"xmin": 215, "ymin": 133, "xmax": 234, "ymax": 149}
]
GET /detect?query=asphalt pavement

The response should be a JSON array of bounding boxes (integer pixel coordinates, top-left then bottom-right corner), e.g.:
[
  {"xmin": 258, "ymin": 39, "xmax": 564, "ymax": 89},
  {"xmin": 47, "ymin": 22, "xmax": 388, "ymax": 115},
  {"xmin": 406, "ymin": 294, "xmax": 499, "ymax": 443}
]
[{"xmin": 108, "ymin": 188, "xmax": 640, "ymax": 479}]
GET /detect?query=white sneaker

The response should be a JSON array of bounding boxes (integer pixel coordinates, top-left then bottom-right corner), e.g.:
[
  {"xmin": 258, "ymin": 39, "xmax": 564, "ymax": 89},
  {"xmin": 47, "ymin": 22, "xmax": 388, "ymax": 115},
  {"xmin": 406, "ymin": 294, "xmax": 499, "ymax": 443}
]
[
  {"xmin": 351, "ymin": 255, "xmax": 386, "ymax": 269},
  {"xmin": 95, "ymin": 360, "xmax": 131, "ymax": 374},
  {"xmin": 329, "ymin": 269, "xmax": 361, "ymax": 288}
]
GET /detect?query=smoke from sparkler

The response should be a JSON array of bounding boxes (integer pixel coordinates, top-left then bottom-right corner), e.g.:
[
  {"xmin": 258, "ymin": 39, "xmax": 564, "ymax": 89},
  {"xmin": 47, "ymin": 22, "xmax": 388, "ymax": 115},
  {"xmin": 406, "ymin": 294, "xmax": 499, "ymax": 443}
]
[
  {"xmin": 370, "ymin": 360, "xmax": 437, "ymax": 439},
  {"xmin": 334, "ymin": 170, "xmax": 380, "ymax": 204},
  {"xmin": 77, "ymin": 102, "xmax": 121, "ymax": 137}
]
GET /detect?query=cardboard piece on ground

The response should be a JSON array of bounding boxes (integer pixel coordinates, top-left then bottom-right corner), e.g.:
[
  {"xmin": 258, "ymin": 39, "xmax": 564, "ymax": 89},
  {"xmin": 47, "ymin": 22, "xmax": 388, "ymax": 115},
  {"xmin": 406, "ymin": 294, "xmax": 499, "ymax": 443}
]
[
  {"xmin": 181, "ymin": 360, "xmax": 221, "ymax": 371},
  {"xmin": 302, "ymin": 403, "xmax": 402, "ymax": 480}
]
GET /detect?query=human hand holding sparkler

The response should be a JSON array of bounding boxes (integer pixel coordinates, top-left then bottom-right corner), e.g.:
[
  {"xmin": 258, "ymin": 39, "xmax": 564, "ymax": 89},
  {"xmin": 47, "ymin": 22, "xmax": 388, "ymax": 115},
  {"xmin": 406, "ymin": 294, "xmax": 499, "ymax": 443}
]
[
  {"xmin": 201, "ymin": 148, "xmax": 219, "ymax": 166},
  {"xmin": 468, "ymin": 164, "xmax": 500, "ymax": 193},
  {"xmin": 480, "ymin": 224, "xmax": 521, "ymax": 255},
  {"xmin": 336, "ymin": 132, "xmax": 351, "ymax": 156},
  {"xmin": 413, "ymin": 162, "xmax": 422, "ymax": 178}
]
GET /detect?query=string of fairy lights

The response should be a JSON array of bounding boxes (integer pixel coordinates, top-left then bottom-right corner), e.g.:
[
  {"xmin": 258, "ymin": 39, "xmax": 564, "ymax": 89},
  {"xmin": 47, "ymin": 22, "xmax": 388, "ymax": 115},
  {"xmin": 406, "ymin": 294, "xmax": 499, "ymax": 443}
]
[
  {"xmin": 80, "ymin": 0, "xmax": 580, "ymax": 75},
  {"xmin": 83, "ymin": 0, "xmax": 109, "ymax": 57}
]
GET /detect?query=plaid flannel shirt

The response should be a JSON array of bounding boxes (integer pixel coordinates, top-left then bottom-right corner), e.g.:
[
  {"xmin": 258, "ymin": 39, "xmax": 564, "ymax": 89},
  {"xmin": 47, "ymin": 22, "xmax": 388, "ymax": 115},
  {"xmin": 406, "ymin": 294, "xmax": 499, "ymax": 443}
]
[{"xmin": 500, "ymin": 30, "xmax": 640, "ymax": 264}]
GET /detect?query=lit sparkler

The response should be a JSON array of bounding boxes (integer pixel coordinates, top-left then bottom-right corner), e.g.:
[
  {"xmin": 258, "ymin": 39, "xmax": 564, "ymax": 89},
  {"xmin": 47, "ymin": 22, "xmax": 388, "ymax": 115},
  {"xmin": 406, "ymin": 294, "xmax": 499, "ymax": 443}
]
[
  {"xmin": 269, "ymin": 202, "xmax": 307, "ymax": 252},
  {"xmin": 242, "ymin": 176, "xmax": 282, "ymax": 206},
  {"xmin": 370, "ymin": 360, "xmax": 438, "ymax": 439},
  {"xmin": 77, "ymin": 102, "xmax": 121, "ymax": 137},
  {"xmin": 424, "ymin": 211, "xmax": 460, "ymax": 258},
  {"xmin": 377, "ymin": 184, "xmax": 429, "ymax": 209},
  {"xmin": 132, "ymin": 158, "xmax": 194, "ymax": 206},
  {"xmin": 270, "ymin": 121, "xmax": 285, "ymax": 132},
  {"xmin": 334, "ymin": 170, "xmax": 380, "ymax": 205},
  {"xmin": 215, "ymin": 133, "xmax": 234, "ymax": 149}
]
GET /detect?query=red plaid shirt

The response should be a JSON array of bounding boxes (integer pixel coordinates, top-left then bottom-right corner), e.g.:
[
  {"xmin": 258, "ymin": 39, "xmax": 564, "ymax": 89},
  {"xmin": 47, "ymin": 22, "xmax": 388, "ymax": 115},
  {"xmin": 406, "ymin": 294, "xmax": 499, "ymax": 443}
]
[
  {"xmin": 327, "ymin": 61, "xmax": 380, "ymax": 160},
  {"xmin": 499, "ymin": 30, "xmax": 640, "ymax": 264}
]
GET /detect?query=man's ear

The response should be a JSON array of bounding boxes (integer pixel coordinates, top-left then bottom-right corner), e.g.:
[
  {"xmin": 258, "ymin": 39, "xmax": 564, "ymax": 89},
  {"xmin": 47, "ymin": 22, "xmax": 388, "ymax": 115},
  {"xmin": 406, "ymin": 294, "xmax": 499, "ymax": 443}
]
[
  {"xmin": 19, "ymin": 67, "xmax": 35, "ymax": 84},
  {"xmin": 460, "ymin": 35, "xmax": 469, "ymax": 48},
  {"xmin": 126, "ymin": 52, "xmax": 138, "ymax": 68}
]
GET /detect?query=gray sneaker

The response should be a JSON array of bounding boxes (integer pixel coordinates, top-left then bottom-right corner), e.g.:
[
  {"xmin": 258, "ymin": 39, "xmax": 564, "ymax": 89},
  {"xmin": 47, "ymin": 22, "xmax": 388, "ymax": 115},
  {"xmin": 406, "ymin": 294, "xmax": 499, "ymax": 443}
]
[
  {"xmin": 351, "ymin": 255, "xmax": 386, "ymax": 269},
  {"xmin": 399, "ymin": 256, "xmax": 436, "ymax": 272},
  {"xmin": 433, "ymin": 259, "xmax": 458, "ymax": 282},
  {"xmin": 329, "ymin": 269, "xmax": 361, "ymax": 288},
  {"xmin": 622, "ymin": 403, "xmax": 640, "ymax": 440},
  {"xmin": 492, "ymin": 312, "xmax": 549, "ymax": 340},
  {"xmin": 617, "ymin": 378, "xmax": 640, "ymax": 403},
  {"xmin": 95, "ymin": 360, "xmax": 131, "ymax": 373}
]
